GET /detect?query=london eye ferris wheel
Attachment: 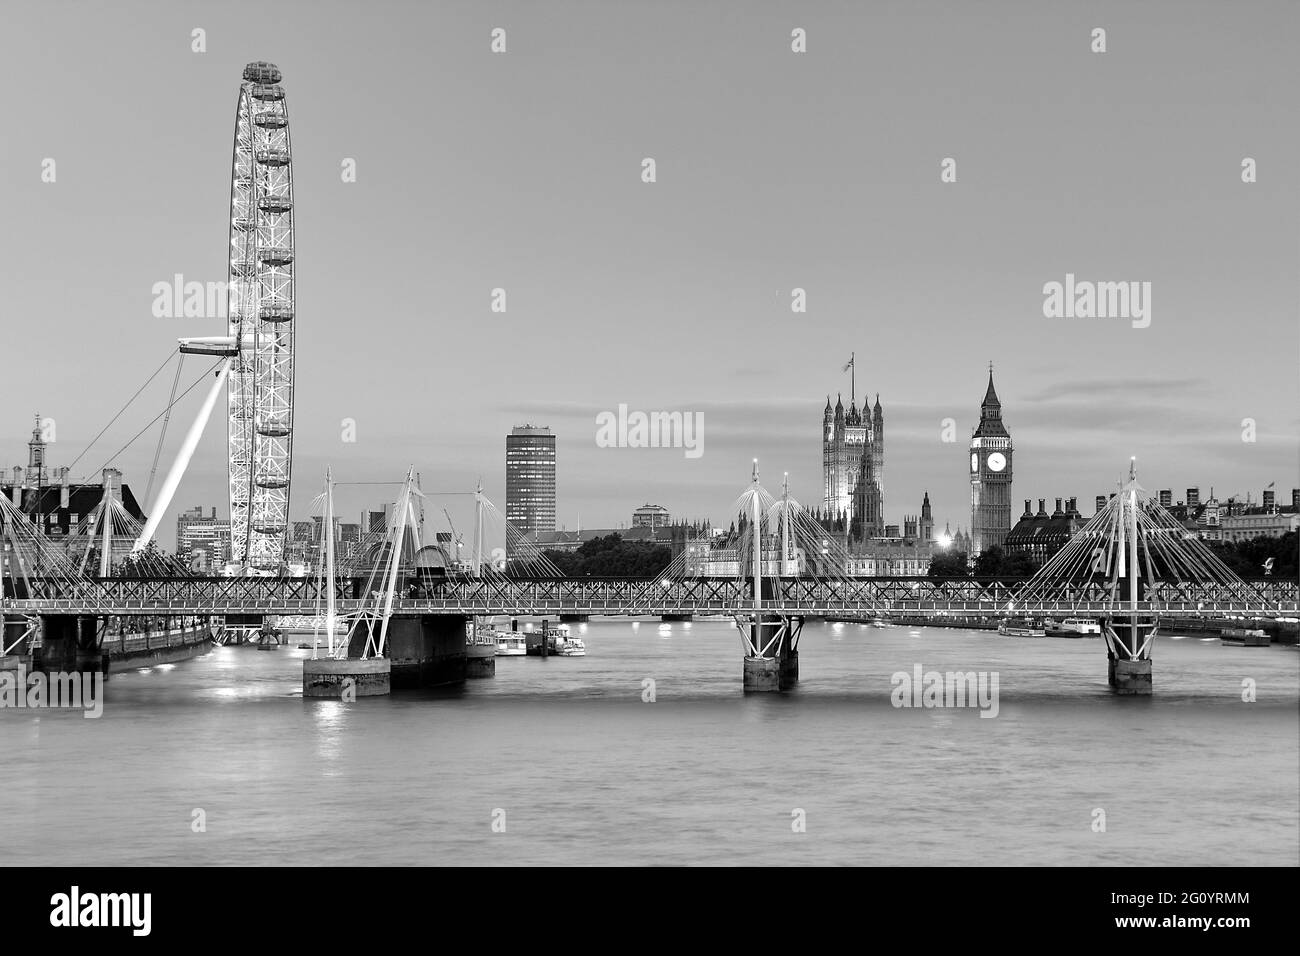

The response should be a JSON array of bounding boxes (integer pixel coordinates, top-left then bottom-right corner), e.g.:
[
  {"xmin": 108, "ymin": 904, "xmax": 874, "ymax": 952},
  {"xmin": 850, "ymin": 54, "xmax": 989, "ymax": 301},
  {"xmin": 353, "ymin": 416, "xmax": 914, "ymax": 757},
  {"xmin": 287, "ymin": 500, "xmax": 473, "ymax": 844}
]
[{"xmin": 225, "ymin": 61, "xmax": 296, "ymax": 571}]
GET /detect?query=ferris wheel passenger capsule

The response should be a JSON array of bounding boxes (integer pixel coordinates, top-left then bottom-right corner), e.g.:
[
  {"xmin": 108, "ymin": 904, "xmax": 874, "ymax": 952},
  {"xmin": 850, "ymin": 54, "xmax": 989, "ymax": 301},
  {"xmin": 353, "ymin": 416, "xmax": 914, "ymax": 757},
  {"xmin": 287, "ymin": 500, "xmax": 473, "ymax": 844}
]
[{"xmin": 243, "ymin": 62, "xmax": 282, "ymax": 84}]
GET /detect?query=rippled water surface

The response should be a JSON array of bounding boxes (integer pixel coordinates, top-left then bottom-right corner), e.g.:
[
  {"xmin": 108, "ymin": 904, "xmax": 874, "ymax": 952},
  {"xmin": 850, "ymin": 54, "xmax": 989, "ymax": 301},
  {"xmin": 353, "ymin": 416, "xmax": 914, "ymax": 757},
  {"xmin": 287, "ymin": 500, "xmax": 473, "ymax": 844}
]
[{"xmin": 3, "ymin": 620, "xmax": 1296, "ymax": 865}]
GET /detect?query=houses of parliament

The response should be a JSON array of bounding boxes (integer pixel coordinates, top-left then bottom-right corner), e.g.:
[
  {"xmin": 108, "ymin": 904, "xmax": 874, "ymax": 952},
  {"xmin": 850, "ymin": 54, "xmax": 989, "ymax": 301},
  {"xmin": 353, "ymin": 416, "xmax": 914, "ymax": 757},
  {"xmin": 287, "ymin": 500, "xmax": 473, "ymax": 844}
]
[
  {"xmin": 822, "ymin": 388, "xmax": 884, "ymax": 540},
  {"xmin": 820, "ymin": 365, "xmax": 1014, "ymax": 562}
]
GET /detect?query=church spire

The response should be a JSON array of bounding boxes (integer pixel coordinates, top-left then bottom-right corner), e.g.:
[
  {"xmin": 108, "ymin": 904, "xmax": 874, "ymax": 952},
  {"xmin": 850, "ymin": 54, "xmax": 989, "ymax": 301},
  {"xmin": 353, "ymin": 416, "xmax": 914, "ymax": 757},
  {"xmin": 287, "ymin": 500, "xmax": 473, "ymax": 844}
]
[{"xmin": 27, "ymin": 412, "xmax": 47, "ymax": 486}]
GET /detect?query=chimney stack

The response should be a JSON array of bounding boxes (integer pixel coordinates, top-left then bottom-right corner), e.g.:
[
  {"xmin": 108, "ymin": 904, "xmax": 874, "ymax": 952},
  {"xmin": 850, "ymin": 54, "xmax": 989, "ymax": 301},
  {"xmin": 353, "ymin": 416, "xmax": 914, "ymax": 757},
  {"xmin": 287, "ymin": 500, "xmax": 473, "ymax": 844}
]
[
  {"xmin": 1037, "ymin": 498, "xmax": 1046, "ymax": 516},
  {"xmin": 1053, "ymin": 497, "xmax": 1063, "ymax": 516}
]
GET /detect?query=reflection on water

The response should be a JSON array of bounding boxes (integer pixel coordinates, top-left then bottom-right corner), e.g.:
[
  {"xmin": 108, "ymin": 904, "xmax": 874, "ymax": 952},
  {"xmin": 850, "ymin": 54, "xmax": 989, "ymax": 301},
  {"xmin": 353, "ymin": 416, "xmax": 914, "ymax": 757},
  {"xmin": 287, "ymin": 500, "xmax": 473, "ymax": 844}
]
[
  {"xmin": 1, "ymin": 620, "xmax": 1295, "ymax": 866},
  {"xmin": 312, "ymin": 700, "xmax": 349, "ymax": 769}
]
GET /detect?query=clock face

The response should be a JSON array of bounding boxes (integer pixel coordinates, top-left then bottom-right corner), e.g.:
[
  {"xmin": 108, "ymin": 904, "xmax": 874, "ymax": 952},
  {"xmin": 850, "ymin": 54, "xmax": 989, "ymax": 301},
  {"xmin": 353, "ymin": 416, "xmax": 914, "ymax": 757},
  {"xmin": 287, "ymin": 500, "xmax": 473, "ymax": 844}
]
[
  {"xmin": 987, "ymin": 452, "xmax": 1007, "ymax": 473},
  {"xmin": 970, "ymin": 452, "xmax": 978, "ymax": 473}
]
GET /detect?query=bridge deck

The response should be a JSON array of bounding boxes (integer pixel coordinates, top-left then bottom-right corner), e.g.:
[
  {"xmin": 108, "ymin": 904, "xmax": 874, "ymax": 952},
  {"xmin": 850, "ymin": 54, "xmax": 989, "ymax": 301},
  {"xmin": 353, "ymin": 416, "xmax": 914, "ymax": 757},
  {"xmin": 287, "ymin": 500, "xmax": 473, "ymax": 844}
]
[{"xmin": 2, "ymin": 576, "xmax": 1294, "ymax": 617}]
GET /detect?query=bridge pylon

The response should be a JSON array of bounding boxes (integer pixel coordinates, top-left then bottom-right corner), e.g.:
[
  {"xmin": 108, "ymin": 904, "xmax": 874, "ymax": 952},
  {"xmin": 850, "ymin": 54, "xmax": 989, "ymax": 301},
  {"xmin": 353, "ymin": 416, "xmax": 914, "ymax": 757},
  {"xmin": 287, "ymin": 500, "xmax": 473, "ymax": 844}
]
[
  {"xmin": 733, "ymin": 460, "xmax": 803, "ymax": 691},
  {"xmin": 1012, "ymin": 458, "xmax": 1260, "ymax": 695},
  {"xmin": 1101, "ymin": 463, "xmax": 1157, "ymax": 694}
]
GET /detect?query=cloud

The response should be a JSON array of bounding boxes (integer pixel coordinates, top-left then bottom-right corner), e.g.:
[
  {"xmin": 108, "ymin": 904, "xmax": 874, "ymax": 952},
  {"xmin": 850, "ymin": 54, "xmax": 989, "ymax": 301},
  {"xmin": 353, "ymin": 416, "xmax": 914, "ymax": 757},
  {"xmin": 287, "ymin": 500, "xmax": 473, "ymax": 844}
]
[{"xmin": 1021, "ymin": 377, "xmax": 1205, "ymax": 404}]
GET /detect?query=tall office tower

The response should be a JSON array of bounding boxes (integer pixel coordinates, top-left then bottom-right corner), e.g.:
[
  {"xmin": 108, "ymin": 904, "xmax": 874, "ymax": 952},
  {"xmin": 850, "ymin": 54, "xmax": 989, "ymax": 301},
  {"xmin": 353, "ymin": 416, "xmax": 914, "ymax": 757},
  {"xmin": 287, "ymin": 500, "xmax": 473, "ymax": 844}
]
[{"xmin": 506, "ymin": 425, "xmax": 556, "ymax": 551}]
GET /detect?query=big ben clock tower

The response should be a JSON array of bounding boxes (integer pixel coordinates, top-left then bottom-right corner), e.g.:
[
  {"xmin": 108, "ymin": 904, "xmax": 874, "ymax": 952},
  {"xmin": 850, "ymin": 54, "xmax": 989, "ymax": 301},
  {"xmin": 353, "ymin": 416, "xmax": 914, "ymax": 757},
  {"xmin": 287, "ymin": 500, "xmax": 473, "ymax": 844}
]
[{"xmin": 969, "ymin": 365, "xmax": 1013, "ymax": 555}]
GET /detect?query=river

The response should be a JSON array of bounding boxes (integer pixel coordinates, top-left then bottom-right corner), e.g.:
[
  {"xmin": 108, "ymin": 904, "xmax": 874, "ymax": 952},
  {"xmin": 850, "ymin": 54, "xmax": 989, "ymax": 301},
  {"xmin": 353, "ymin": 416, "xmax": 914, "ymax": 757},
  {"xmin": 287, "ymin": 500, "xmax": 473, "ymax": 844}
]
[{"xmin": 3, "ymin": 619, "xmax": 1296, "ymax": 866}]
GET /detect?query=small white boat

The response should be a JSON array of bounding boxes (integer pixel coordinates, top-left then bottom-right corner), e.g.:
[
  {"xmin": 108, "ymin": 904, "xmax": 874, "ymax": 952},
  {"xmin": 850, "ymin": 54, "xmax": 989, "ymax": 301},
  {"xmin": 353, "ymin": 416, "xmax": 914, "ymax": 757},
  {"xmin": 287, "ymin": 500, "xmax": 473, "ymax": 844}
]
[
  {"xmin": 546, "ymin": 624, "xmax": 585, "ymax": 656},
  {"xmin": 557, "ymin": 637, "xmax": 586, "ymax": 657},
  {"xmin": 1220, "ymin": 628, "xmax": 1268, "ymax": 647},
  {"xmin": 999, "ymin": 620, "xmax": 1046, "ymax": 638},
  {"xmin": 472, "ymin": 619, "xmax": 525, "ymax": 656},
  {"xmin": 1045, "ymin": 617, "xmax": 1101, "ymax": 637},
  {"xmin": 494, "ymin": 634, "xmax": 527, "ymax": 656}
]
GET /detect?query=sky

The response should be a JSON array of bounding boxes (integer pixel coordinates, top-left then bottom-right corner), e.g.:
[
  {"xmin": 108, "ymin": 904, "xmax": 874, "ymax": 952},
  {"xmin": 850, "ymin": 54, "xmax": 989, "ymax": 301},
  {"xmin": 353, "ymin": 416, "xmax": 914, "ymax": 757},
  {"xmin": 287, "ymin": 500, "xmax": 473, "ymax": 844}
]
[{"xmin": 1, "ymin": 0, "xmax": 1297, "ymax": 552}]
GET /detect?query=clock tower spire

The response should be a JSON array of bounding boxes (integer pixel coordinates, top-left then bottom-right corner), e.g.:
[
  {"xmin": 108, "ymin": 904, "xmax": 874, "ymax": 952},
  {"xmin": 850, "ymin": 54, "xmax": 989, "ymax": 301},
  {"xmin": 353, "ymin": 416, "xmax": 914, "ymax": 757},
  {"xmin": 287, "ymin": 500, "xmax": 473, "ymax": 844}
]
[{"xmin": 969, "ymin": 364, "xmax": 1013, "ymax": 555}]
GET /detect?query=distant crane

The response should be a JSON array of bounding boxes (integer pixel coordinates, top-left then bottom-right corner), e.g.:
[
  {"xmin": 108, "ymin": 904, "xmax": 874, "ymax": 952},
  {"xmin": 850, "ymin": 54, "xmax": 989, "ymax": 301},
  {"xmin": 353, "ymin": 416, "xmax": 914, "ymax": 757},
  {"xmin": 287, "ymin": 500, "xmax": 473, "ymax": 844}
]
[
  {"xmin": 1221, "ymin": 489, "xmax": 1252, "ymax": 511},
  {"xmin": 442, "ymin": 508, "xmax": 468, "ymax": 569}
]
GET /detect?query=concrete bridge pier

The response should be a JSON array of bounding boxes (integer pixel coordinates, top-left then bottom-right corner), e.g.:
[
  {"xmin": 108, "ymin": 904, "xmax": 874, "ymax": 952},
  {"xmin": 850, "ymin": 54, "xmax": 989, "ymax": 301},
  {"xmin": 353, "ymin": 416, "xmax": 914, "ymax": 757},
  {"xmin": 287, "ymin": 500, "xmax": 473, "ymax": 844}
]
[
  {"xmin": 743, "ymin": 655, "xmax": 780, "ymax": 692},
  {"xmin": 777, "ymin": 615, "xmax": 803, "ymax": 689},
  {"xmin": 741, "ymin": 617, "xmax": 781, "ymax": 692},
  {"xmin": 779, "ymin": 647, "xmax": 799, "ymax": 688},
  {"xmin": 304, "ymin": 613, "xmax": 472, "ymax": 697},
  {"xmin": 1103, "ymin": 614, "xmax": 1156, "ymax": 696},
  {"xmin": 466, "ymin": 643, "xmax": 496, "ymax": 679},
  {"xmin": 1108, "ymin": 656, "xmax": 1152, "ymax": 694},
  {"xmin": 303, "ymin": 657, "xmax": 391, "ymax": 698},
  {"xmin": 32, "ymin": 615, "xmax": 105, "ymax": 675},
  {"xmin": 742, "ymin": 616, "xmax": 801, "ymax": 692},
  {"xmin": 350, "ymin": 614, "xmax": 469, "ymax": 689}
]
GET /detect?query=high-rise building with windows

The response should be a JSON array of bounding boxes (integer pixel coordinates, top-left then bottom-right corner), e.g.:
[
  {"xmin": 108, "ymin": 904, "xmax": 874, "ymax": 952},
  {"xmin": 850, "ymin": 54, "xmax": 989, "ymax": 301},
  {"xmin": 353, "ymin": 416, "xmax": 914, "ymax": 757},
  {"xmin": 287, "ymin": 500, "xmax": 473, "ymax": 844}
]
[
  {"xmin": 506, "ymin": 425, "xmax": 556, "ymax": 551},
  {"xmin": 176, "ymin": 506, "xmax": 231, "ymax": 571}
]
